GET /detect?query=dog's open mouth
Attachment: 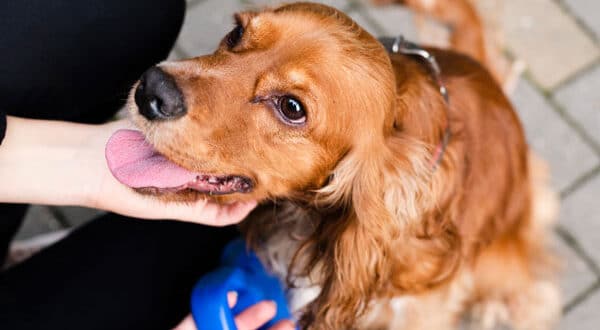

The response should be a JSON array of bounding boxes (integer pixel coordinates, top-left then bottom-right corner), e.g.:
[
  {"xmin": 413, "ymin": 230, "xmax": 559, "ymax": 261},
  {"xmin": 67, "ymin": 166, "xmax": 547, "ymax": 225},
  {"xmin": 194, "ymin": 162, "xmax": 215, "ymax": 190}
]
[{"xmin": 105, "ymin": 129, "xmax": 253, "ymax": 195}]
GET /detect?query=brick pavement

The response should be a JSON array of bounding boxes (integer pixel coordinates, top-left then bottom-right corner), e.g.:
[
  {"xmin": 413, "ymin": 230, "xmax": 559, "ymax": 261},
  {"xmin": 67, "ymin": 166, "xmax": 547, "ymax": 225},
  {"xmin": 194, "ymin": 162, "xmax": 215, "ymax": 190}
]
[{"xmin": 15, "ymin": 0, "xmax": 600, "ymax": 327}]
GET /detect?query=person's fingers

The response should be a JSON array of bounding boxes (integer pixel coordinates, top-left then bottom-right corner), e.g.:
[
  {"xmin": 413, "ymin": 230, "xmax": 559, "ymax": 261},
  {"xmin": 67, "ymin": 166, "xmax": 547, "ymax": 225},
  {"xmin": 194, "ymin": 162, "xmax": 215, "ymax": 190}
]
[
  {"xmin": 228, "ymin": 291, "xmax": 238, "ymax": 308},
  {"xmin": 136, "ymin": 197, "xmax": 256, "ymax": 226},
  {"xmin": 235, "ymin": 301, "xmax": 277, "ymax": 330},
  {"xmin": 174, "ymin": 200, "xmax": 256, "ymax": 226},
  {"xmin": 172, "ymin": 314, "xmax": 196, "ymax": 330},
  {"xmin": 213, "ymin": 201, "xmax": 258, "ymax": 225},
  {"xmin": 171, "ymin": 300, "xmax": 290, "ymax": 330},
  {"xmin": 269, "ymin": 320, "xmax": 296, "ymax": 330}
]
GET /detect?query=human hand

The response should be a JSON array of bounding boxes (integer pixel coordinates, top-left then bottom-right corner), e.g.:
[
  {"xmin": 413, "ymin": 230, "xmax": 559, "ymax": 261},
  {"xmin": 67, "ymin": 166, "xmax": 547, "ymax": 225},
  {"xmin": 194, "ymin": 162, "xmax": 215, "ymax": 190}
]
[
  {"xmin": 0, "ymin": 117, "xmax": 256, "ymax": 226},
  {"xmin": 173, "ymin": 292, "xmax": 295, "ymax": 330},
  {"xmin": 85, "ymin": 119, "xmax": 257, "ymax": 225}
]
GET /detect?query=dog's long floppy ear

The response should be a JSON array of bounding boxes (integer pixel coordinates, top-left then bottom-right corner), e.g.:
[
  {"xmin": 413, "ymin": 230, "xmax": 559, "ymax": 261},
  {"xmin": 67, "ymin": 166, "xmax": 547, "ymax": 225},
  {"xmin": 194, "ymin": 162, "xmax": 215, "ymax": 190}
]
[{"xmin": 302, "ymin": 131, "xmax": 461, "ymax": 327}]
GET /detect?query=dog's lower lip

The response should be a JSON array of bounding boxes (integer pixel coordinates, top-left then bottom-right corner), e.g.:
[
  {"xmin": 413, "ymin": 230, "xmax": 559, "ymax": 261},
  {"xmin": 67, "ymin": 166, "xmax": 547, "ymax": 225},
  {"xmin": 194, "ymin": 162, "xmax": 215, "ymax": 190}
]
[
  {"xmin": 138, "ymin": 174, "xmax": 254, "ymax": 195},
  {"xmin": 106, "ymin": 129, "xmax": 255, "ymax": 194}
]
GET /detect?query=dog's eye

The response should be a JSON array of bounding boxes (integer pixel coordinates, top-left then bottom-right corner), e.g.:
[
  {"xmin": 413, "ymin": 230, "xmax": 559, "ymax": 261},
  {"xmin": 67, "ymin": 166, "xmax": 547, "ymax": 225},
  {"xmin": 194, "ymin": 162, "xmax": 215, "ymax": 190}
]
[
  {"xmin": 277, "ymin": 96, "xmax": 306, "ymax": 125},
  {"xmin": 225, "ymin": 23, "xmax": 244, "ymax": 48}
]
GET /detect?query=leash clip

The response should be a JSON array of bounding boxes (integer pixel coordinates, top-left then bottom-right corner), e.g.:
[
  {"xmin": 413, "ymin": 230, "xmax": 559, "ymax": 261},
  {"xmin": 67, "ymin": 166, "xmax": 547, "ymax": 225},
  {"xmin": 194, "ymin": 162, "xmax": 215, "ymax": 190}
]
[{"xmin": 391, "ymin": 35, "xmax": 449, "ymax": 104}]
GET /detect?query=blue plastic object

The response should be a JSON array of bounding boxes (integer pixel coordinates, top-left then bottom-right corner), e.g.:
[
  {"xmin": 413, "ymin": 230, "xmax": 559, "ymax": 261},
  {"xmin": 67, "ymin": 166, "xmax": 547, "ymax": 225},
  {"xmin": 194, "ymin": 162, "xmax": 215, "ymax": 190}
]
[{"xmin": 191, "ymin": 239, "xmax": 293, "ymax": 330}]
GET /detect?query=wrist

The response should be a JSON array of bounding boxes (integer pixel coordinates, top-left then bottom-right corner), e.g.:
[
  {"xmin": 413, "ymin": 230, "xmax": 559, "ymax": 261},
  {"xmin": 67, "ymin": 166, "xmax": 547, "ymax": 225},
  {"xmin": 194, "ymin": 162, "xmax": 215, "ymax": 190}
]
[{"xmin": 0, "ymin": 116, "xmax": 106, "ymax": 206}]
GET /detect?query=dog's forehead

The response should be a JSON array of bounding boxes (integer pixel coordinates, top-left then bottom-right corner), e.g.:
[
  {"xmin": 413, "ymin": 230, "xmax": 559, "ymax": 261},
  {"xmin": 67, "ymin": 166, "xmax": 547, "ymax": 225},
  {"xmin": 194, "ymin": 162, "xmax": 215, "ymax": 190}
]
[
  {"xmin": 226, "ymin": 11, "xmax": 340, "ymax": 71},
  {"xmin": 239, "ymin": 7, "xmax": 341, "ymax": 46}
]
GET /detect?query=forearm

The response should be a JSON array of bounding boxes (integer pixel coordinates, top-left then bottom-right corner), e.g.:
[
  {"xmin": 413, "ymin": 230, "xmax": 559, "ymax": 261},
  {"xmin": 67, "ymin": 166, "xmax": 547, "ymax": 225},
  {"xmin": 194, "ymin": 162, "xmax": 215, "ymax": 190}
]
[
  {"xmin": 0, "ymin": 116, "xmax": 256, "ymax": 225},
  {"xmin": 0, "ymin": 116, "xmax": 106, "ymax": 206}
]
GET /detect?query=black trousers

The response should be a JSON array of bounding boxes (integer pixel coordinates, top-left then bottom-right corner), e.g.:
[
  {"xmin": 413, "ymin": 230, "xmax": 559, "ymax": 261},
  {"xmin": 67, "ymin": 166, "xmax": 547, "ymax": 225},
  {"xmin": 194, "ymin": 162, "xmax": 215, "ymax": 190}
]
[{"xmin": 0, "ymin": 1, "xmax": 238, "ymax": 329}]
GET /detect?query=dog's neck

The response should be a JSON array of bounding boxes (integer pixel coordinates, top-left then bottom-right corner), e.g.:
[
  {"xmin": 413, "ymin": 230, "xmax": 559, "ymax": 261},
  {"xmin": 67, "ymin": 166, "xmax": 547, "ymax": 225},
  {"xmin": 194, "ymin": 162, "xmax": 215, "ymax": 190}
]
[
  {"xmin": 389, "ymin": 50, "xmax": 452, "ymax": 157},
  {"xmin": 241, "ymin": 201, "xmax": 328, "ymax": 314},
  {"xmin": 387, "ymin": 37, "xmax": 452, "ymax": 169}
]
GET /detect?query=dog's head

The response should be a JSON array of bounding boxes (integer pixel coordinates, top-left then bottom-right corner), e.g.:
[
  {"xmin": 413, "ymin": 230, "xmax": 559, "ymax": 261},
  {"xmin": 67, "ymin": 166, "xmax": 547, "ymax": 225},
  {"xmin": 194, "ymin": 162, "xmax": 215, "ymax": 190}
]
[
  {"xmin": 106, "ymin": 2, "xmax": 459, "ymax": 327},
  {"xmin": 106, "ymin": 2, "xmax": 396, "ymax": 203}
]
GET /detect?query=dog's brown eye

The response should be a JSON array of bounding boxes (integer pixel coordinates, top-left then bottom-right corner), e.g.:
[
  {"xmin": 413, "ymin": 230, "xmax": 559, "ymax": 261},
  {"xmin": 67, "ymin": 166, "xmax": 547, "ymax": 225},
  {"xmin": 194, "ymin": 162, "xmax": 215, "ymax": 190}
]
[
  {"xmin": 226, "ymin": 24, "xmax": 244, "ymax": 48},
  {"xmin": 277, "ymin": 96, "xmax": 306, "ymax": 125}
]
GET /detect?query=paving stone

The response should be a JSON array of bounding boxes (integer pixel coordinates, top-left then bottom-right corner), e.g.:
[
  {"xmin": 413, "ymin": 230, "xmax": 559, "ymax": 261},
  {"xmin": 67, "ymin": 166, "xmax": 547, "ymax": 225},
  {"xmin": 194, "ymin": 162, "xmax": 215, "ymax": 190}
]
[
  {"xmin": 552, "ymin": 233, "xmax": 597, "ymax": 305},
  {"xmin": 502, "ymin": 0, "xmax": 599, "ymax": 89},
  {"xmin": 561, "ymin": 288, "xmax": 600, "ymax": 330},
  {"xmin": 186, "ymin": 0, "xmax": 206, "ymax": 7},
  {"xmin": 177, "ymin": 0, "xmax": 351, "ymax": 59},
  {"xmin": 348, "ymin": 10, "xmax": 381, "ymax": 37},
  {"xmin": 177, "ymin": 0, "xmax": 247, "ymax": 57},
  {"xmin": 167, "ymin": 50, "xmax": 180, "ymax": 61},
  {"xmin": 554, "ymin": 64, "xmax": 600, "ymax": 146},
  {"xmin": 167, "ymin": 46, "xmax": 188, "ymax": 61},
  {"xmin": 563, "ymin": 0, "xmax": 600, "ymax": 40},
  {"xmin": 57, "ymin": 206, "xmax": 106, "ymax": 228},
  {"xmin": 351, "ymin": 3, "xmax": 418, "ymax": 40},
  {"xmin": 559, "ymin": 173, "xmax": 600, "ymax": 266},
  {"xmin": 510, "ymin": 79, "xmax": 598, "ymax": 191},
  {"xmin": 15, "ymin": 206, "xmax": 64, "ymax": 241},
  {"xmin": 176, "ymin": 0, "xmax": 414, "ymax": 58}
]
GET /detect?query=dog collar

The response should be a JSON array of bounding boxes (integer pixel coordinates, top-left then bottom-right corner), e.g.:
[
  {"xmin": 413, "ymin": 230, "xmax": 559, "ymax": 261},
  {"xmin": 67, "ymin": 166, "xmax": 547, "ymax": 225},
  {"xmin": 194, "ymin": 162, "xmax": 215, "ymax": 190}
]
[{"xmin": 379, "ymin": 36, "xmax": 452, "ymax": 170}]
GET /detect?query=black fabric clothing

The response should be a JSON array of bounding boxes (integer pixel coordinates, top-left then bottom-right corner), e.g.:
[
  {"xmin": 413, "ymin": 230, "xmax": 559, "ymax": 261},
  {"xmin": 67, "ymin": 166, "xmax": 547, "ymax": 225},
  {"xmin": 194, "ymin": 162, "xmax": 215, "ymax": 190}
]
[
  {"xmin": 0, "ymin": 1, "xmax": 239, "ymax": 329},
  {"xmin": 0, "ymin": 204, "xmax": 28, "ymax": 269},
  {"xmin": 1, "ymin": 0, "xmax": 183, "ymax": 124},
  {"xmin": 0, "ymin": 216, "xmax": 238, "ymax": 330},
  {"xmin": 0, "ymin": 0, "xmax": 185, "ymax": 141},
  {"xmin": 0, "ymin": 111, "xmax": 5, "ymax": 145}
]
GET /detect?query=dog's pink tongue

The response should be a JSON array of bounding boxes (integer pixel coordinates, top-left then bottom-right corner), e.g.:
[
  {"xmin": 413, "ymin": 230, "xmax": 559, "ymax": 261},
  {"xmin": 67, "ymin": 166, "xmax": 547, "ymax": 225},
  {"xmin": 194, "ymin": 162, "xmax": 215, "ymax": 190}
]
[{"xmin": 105, "ymin": 129, "xmax": 197, "ymax": 189}]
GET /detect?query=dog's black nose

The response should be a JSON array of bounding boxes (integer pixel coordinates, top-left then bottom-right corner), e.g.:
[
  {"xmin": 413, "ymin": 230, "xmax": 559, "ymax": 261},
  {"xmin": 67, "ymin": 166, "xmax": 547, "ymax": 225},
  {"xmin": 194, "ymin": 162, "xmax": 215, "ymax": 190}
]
[{"xmin": 135, "ymin": 66, "xmax": 186, "ymax": 120}]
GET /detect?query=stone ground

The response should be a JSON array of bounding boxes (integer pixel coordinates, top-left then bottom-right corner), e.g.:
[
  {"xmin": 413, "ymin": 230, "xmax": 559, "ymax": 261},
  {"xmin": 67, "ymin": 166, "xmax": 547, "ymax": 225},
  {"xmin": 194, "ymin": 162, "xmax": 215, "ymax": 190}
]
[{"xmin": 14, "ymin": 0, "xmax": 600, "ymax": 328}]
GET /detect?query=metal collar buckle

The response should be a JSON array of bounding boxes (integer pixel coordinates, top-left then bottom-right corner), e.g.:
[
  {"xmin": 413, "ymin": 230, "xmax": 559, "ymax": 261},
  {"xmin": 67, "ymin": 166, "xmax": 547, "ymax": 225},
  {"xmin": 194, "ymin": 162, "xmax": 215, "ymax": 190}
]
[
  {"xmin": 385, "ymin": 35, "xmax": 452, "ymax": 169},
  {"xmin": 391, "ymin": 35, "xmax": 449, "ymax": 104}
]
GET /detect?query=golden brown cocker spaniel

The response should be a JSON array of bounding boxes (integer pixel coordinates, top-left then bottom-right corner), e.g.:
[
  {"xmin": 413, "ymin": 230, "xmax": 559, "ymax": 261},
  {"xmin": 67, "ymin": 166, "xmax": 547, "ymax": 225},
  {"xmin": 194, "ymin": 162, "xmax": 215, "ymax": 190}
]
[{"xmin": 106, "ymin": 1, "xmax": 560, "ymax": 329}]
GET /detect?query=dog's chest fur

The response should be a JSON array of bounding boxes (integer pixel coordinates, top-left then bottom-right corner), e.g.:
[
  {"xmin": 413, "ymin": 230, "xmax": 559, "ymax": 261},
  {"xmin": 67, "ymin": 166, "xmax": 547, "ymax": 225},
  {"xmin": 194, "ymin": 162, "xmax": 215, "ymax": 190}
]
[
  {"xmin": 250, "ymin": 203, "xmax": 414, "ymax": 327},
  {"xmin": 250, "ymin": 203, "xmax": 323, "ymax": 316}
]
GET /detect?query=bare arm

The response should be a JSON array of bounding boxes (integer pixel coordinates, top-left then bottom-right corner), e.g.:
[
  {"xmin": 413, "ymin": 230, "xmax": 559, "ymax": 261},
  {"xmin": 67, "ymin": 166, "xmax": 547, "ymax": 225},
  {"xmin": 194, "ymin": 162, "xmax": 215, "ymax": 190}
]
[{"xmin": 0, "ymin": 116, "xmax": 255, "ymax": 225}]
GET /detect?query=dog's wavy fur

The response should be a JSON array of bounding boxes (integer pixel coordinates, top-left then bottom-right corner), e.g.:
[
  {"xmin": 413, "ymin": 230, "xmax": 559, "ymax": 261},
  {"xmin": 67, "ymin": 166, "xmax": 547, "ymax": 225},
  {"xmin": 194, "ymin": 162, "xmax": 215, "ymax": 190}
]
[{"xmin": 129, "ymin": 2, "xmax": 560, "ymax": 329}]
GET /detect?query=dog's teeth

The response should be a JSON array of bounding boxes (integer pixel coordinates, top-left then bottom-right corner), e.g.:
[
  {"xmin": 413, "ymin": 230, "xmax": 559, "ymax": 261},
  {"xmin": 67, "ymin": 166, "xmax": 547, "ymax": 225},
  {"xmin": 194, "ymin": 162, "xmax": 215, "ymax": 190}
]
[{"xmin": 208, "ymin": 177, "xmax": 219, "ymax": 184}]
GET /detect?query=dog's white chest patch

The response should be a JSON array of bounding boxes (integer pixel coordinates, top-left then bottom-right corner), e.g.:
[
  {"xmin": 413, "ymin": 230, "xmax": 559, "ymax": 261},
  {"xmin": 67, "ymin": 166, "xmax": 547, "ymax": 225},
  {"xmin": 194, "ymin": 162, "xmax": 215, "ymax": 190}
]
[
  {"xmin": 288, "ymin": 283, "xmax": 322, "ymax": 315},
  {"xmin": 253, "ymin": 223, "xmax": 322, "ymax": 318}
]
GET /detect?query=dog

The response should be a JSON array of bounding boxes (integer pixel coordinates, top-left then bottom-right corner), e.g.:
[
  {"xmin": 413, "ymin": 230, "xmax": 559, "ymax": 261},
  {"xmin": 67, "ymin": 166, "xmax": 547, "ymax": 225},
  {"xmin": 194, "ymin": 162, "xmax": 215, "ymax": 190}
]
[{"xmin": 105, "ymin": 2, "xmax": 560, "ymax": 329}]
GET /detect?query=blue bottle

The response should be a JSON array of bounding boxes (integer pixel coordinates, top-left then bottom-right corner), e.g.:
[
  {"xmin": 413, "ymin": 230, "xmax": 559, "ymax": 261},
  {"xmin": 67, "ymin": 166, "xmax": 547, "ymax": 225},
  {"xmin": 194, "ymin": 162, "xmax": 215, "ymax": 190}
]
[{"xmin": 191, "ymin": 239, "xmax": 294, "ymax": 330}]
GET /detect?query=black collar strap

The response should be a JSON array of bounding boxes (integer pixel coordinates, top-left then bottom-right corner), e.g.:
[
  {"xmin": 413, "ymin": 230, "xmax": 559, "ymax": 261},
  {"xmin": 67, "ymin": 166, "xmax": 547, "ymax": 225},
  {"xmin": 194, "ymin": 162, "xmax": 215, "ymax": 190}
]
[{"xmin": 379, "ymin": 36, "xmax": 452, "ymax": 169}]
